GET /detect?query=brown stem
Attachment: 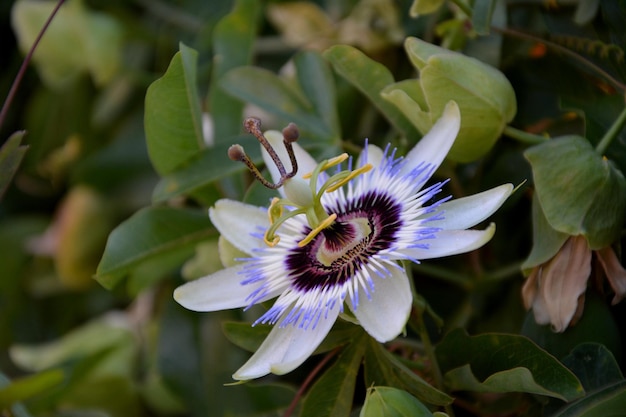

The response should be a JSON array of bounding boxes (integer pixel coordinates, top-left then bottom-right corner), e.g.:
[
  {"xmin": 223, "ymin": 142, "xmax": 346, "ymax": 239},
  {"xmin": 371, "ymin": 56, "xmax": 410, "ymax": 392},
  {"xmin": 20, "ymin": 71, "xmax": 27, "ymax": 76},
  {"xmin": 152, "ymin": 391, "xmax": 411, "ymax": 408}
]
[
  {"xmin": 282, "ymin": 347, "xmax": 340, "ymax": 417},
  {"xmin": 0, "ymin": 0, "xmax": 66, "ymax": 131}
]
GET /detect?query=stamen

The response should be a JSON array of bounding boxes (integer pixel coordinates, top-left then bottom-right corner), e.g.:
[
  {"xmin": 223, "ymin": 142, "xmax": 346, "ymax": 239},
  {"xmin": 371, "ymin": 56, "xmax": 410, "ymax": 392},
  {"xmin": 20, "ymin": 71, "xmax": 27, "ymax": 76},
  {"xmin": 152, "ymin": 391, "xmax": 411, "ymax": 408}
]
[
  {"xmin": 298, "ymin": 213, "xmax": 338, "ymax": 247},
  {"xmin": 325, "ymin": 163, "xmax": 373, "ymax": 192},
  {"xmin": 264, "ymin": 234, "xmax": 280, "ymax": 247},
  {"xmin": 228, "ymin": 144, "xmax": 281, "ymax": 189},
  {"xmin": 302, "ymin": 153, "xmax": 349, "ymax": 179},
  {"xmin": 282, "ymin": 123, "xmax": 299, "ymax": 180},
  {"xmin": 264, "ymin": 205, "xmax": 308, "ymax": 247},
  {"xmin": 267, "ymin": 197, "xmax": 283, "ymax": 223},
  {"xmin": 235, "ymin": 117, "xmax": 300, "ymax": 189}
]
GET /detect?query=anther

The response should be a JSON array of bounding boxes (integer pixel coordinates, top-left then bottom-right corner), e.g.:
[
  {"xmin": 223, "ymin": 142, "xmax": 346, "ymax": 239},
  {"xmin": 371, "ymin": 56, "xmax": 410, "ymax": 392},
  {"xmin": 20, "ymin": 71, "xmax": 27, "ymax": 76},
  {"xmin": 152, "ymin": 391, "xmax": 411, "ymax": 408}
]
[
  {"xmin": 241, "ymin": 117, "xmax": 300, "ymax": 188},
  {"xmin": 302, "ymin": 154, "xmax": 349, "ymax": 179},
  {"xmin": 282, "ymin": 123, "xmax": 299, "ymax": 179},
  {"xmin": 228, "ymin": 144, "xmax": 281, "ymax": 189},
  {"xmin": 326, "ymin": 163, "xmax": 373, "ymax": 192},
  {"xmin": 282, "ymin": 123, "xmax": 299, "ymax": 143},
  {"xmin": 227, "ymin": 144, "xmax": 246, "ymax": 161}
]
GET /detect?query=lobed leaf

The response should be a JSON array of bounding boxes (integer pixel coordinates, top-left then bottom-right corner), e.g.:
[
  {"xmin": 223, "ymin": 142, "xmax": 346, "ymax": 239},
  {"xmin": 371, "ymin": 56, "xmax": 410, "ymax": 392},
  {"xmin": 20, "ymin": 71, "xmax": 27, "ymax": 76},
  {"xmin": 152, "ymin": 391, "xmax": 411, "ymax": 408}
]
[
  {"xmin": 363, "ymin": 337, "xmax": 453, "ymax": 406},
  {"xmin": 436, "ymin": 329, "xmax": 584, "ymax": 401},
  {"xmin": 525, "ymin": 135, "xmax": 626, "ymax": 249}
]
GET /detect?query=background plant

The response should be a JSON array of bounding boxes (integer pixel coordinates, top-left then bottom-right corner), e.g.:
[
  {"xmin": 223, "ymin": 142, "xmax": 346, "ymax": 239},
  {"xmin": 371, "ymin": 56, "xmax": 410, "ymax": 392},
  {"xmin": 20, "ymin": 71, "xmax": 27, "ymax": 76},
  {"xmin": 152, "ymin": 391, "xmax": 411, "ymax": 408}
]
[{"xmin": 1, "ymin": 0, "xmax": 625, "ymax": 416}]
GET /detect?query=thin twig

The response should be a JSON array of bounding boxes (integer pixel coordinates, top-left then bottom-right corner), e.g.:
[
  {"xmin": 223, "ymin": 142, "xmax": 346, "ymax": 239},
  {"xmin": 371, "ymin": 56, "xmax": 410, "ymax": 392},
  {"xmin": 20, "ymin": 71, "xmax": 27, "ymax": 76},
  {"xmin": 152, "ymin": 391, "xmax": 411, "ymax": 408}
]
[
  {"xmin": 492, "ymin": 26, "xmax": 626, "ymax": 94},
  {"xmin": 283, "ymin": 347, "xmax": 340, "ymax": 417},
  {"xmin": 0, "ymin": 0, "xmax": 66, "ymax": 131}
]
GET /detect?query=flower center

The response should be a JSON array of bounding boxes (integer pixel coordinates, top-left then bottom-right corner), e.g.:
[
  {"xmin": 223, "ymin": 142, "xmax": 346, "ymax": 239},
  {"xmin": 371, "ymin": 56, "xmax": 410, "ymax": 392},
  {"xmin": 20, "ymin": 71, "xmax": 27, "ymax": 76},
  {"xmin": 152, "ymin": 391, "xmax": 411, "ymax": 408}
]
[
  {"xmin": 316, "ymin": 218, "xmax": 371, "ymax": 266},
  {"xmin": 286, "ymin": 190, "xmax": 402, "ymax": 292},
  {"xmin": 263, "ymin": 154, "xmax": 372, "ymax": 247}
]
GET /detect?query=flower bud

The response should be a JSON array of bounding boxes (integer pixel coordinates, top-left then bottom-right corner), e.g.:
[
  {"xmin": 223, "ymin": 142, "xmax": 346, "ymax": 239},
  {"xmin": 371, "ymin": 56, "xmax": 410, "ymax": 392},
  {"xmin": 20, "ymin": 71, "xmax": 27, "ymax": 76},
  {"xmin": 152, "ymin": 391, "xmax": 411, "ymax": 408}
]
[{"xmin": 382, "ymin": 37, "xmax": 517, "ymax": 162}]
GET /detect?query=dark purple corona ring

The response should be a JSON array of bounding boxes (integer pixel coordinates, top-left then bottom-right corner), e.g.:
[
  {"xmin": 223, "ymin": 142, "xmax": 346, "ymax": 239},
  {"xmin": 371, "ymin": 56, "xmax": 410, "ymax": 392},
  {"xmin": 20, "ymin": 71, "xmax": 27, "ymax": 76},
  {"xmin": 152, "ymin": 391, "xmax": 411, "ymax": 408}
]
[{"xmin": 286, "ymin": 191, "xmax": 402, "ymax": 292}]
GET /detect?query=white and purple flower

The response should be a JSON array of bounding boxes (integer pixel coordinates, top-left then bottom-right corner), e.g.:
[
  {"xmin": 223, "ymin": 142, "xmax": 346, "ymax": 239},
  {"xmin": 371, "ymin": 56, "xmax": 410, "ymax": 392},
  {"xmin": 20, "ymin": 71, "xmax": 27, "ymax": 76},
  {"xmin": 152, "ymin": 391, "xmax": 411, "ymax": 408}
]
[{"xmin": 174, "ymin": 101, "xmax": 513, "ymax": 380}]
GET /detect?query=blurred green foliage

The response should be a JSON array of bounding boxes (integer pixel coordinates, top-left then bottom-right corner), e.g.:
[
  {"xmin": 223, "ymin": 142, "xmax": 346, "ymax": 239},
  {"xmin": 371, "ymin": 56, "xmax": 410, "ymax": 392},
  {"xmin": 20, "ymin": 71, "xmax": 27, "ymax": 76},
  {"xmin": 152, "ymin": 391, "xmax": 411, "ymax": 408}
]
[{"xmin": 1, "ymin": 0, "xmax": 626, "ymax": 416}]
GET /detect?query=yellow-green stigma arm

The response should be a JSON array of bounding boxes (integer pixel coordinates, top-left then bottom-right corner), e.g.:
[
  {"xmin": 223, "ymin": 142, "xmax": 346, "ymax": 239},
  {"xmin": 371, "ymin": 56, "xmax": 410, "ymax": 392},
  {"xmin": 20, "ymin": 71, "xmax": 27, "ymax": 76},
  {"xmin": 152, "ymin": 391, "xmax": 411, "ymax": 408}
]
[{"xmin": 298, "ymin": 214, "xmax": 337, "ymax": 247}]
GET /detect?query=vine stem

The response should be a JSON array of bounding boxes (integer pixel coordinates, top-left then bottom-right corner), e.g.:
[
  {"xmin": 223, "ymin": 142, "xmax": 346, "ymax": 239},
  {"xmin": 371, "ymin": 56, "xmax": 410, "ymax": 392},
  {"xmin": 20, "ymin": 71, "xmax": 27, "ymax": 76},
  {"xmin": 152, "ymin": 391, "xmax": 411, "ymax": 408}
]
[
  {"xmin": 282, "ymin": 347, "xmax": 340, "ymax": 417},
  {"xmin": 491, "ymin": 26, "xmax": 626, "ymax": 94},
  {"xmin": 503, "ymin": 125, "xmax": 549, "ymax": 145},
  {"xmin": 0, "ymin": 0, "xmax": 66, "ymax": 131},
  {"xmin": 595, "ymin": 105, "xmax": 626, "ymax": 156},
  {"xmin": 404, "ymin": 261, "xmax": 455, "ymax": 417}
]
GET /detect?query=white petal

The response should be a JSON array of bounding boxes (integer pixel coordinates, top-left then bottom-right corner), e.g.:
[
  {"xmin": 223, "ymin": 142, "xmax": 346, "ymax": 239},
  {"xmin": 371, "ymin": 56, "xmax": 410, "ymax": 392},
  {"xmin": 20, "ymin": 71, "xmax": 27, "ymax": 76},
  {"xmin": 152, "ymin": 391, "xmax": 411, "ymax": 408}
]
[
  {"xmin": 174, "ymin": 265, "xmax": 276, "ymax": 311},
  {"xmin": 350, "ymin": 267, "xmax": 412, "ymax": 342},
  {"xmin": 402, "ymin": 223, "xmax": 496, "ymax": 260},
  {"xmin": 357, "ymin": 144, "xmax": 385, "ymax": 169},
  {"xmin": 425, "ymin": 184, "xmax": 513, "ymax": 230},
  {"xmin": 262, "ymin": 130, "xmax": 318, "ymax": 188},
  {"xmin": 402, "ymin": 101, "xmax": 460, "ymax": 175},
  {"xmin": 209, "ymin": 199, "xmax": 268, "ymax": 255},
  {"xmin": 233, "ymin": 308, "xmax": 340, "ymax": 380}
]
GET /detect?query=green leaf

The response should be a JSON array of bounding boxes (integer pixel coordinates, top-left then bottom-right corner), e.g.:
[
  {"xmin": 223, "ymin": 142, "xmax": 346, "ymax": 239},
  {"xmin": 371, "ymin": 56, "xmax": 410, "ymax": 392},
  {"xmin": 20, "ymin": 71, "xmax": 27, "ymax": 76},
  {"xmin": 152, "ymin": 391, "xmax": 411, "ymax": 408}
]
[
  {"xmin": 209, "ymin": 0, "xmax": 260, "ymax": 142},
  {"xmin": 145, "ymin": 43, "xmax": 204, "ymax": 175},
  {"xmin": 323, "ymin": 45, "xmax": 421, "ymax": 140},
  {"xmin": 524, "ymin": 135, "xmax": 626, "ymax": 249},
  {"xmin": 521, "ymin": 193, "xmax": 569, "ymax": 273},
  {"xmin": 471, "ymin": 0, "xmax": 497, "ymax": 35},
  {"xmin": 552, "ymin": 380, "xmax": 626, "ymax": 417},
  {"xmin": 220, "ymin": 66, "xmax": 331, "ymax": 140},
  {"xmin": 436, "ymin": 329, "xmax": 584, "ymax": 401},
  {"xmin": 409, "ymin": 0, "xmax": 444, "ymax": 17},
  {"xmin": 561, "ymin": 343, "xmax": 623, "ymax": 391},
  {"xmin": 360, "ymin": 386, "xmax": 434, "ymax": 417},
  {"xmin": 10, "ymin": 318, "xmax": 135, "ymax": 375},
  {"xmin": 95, "ymin": 207, "xmax": 214, "ymax": 289},
  {"xmin": 363, "ymin": 338, "xmax": 453, "ymax": 406},
  {"xmin": 299, "ymin": 333, "xmax": 366, "ymax": 417},
  {"xmin": 152, "ymin": 135, "xmax": 261, "ymax": 203},
  {"xmin": 158, "ymin": 297, "xmax": 210, "ymax": 416},
  {"xmin": 0, "ymin": 369, "xmax": 64, "ymax": 408},
  {"xmin": 521, "ymin": 293, "xmax": 623, "ymax": 363},
  {"xmin": 294, "ymin": 50, "xmax": 341, "ymax": 141},
  {"xmin": 0, "ymin": 374, "xmax": 34, "ymax": 417},
  {"xmin": 0, "ymin": 131, "xmax": 28, "ymax": 200},
  {"xmin": 222, "ymin": 320, "xmax": 357, "ymax": 355}
]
